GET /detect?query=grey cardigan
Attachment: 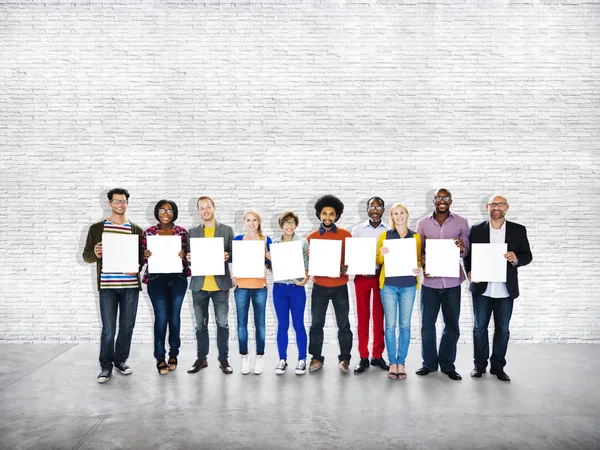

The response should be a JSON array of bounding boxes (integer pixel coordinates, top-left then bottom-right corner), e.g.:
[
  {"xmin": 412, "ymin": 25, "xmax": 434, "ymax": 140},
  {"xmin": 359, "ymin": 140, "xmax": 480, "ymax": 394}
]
[{"xmin": 187, "ymin": 221, "xmax": 234, "ymax": 292}]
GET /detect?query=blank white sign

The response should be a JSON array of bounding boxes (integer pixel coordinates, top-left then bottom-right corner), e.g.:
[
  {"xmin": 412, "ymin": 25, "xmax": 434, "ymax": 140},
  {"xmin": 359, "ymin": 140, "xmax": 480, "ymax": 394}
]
[
  {"xmin": 270, "ymin": 241, "xmax": 306, "ymax": 282},
  {"xmin": 425, "ymin": 239, "xmax": 460, "ymax": 278},
  {"xmin": 147, "ymin": 235, "xmax": 182, "ymax": 274},
  {"xmin": 471, "ymin": 243, "xmax": 507, "ymax": 282},
  {"xmin": 102, "ymin": 233, "xmax": 139, "ymax": 273},
  {"xmin": 232, "ymin": 240, "xmax": 265, "ymax": 278},
  {"xmin": 383, "ymin": 238, "xmax": 418, "ymax": 278},
  {"xmin": 345, "ymin": 237, "xmax": 376, "ymax": 275},
  {"xmin": 190, "ymin": 237, "xmax": 225, "ymax": 276},
  {"xmin": 308, "ymin": 239, "xmax": 342, "ymax": 277}
]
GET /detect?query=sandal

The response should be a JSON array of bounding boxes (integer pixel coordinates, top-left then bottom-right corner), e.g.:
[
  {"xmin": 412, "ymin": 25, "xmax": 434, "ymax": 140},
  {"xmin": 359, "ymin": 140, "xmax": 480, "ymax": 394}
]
[
  {"xmin": 388, "ymin": 371, "xmax": 398, "ymax": 380},
  {"xmin": 168, "ymin": 356, "xmax": 178, "ymax": 371},
  {"xmin": 156, "ymin": 359, "xmax": 169, "ymax": 375},
  {"xmin": 397, "ymin": 372, "xmax": 407, "ymax": 380}
]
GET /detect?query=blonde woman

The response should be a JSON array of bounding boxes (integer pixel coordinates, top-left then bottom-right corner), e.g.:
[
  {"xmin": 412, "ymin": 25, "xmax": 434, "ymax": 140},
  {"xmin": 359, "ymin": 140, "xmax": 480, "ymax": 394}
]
[
  {"xmin": 376, "ymin": 203, "xmax": 422, "ymax": 380},
  {"xmin": 233, "ymin": 209, "xmax": 272, "ymax": 375}
]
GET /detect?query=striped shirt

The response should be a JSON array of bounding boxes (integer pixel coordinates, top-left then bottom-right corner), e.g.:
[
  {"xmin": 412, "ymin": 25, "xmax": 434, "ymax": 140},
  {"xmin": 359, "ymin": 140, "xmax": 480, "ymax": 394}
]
[{"xmin": 100, "ymin": 220, "xmax": 139, "ymax": 289}]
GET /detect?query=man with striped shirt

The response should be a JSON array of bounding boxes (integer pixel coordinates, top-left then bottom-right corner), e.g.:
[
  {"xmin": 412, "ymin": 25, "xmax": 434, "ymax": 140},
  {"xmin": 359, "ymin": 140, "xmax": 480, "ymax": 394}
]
[{"xmin": 83, "ymin": 188, "xmax": 143, "ymax": 383}]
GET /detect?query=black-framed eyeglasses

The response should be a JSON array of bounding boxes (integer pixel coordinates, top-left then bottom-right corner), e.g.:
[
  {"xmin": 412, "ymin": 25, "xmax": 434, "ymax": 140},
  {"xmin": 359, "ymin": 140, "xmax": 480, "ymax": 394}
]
[
  {"xmin": 488, "ymin": 202, "xmax": 507, "ymax": 208},
  {"xmin": 368, "ymin": 206, "xmax": 384, "ymax": 211},
  {"xmin": 158, "ymin": 208, "xmax": 174, "ymax": 215},
  {"xmin": 434, "ymin": 196, "xmax": 451, "ymax": 202},
  {"xmin": 283, "ymin": 220, "xmax": 296, "ymax": 226},
  {"xmin": 111, "ymin": 199, "xmax": 128, "ymax": 205}
]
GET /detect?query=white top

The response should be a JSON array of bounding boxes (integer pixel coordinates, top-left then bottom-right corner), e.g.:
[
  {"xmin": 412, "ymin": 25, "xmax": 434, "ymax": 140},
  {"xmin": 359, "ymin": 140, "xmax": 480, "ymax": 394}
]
[
  {"xmin": 483, "ymin": 220, "xmax": 510, "ymax": 298},
  {"xmin": 351, "ymin": 220, "xmax": 390, "ymax": 270}
]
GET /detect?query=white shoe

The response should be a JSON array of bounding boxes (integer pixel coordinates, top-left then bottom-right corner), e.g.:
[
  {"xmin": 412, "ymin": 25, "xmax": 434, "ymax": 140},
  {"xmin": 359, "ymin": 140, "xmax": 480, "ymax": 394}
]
[
  {"xmin": 253, "ymin": 356, "xmax": 264, "ymax": 375},
  {"xmin": 275, "ymin": 359, "xmax": 287, "ymax": 375},
  {"xmin": 295, "ymin": 359, "xmax": 307, "ymax": 375},
  {"xmin": 241, "ymin": 355, "xmax": 250, "ymax": 375}
]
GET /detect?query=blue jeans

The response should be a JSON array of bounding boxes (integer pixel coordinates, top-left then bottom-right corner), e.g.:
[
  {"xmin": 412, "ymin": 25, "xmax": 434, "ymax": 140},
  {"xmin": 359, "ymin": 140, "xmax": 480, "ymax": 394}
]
[
  {"xmin": 472, "ymin": 294, "xmax": 514, "ymax": 370},
  {"xmin": 420, "ymin": 285, "xmax": 461, "ymax": 372},
  {"xmin": 380, "ymin": 284, "xmax": 416, "ymax": 365},
  {"xmin": 98, "ymin": 288, "xmax": 139, "ymax": 370},
  {"xmin": 192, "ymin": 289, "xmax": 230, "ymax": 361},
  {"xmin": 234, "ymin": 287, "xmax": 267, "ymax": 355},
  {"xmin": 273, "ymin": 283, "xmax": 307, "ymax": 360},
  {"xmin": 147, "ymin": 274, "xmax": 188, "ymax": 359}
]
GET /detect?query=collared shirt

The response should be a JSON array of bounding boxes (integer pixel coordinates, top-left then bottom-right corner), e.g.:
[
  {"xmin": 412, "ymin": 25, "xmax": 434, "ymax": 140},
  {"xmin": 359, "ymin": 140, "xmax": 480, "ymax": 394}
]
[
  {"xmin": 141, "ymin": 224, "xmax": 191, "ymax": 283},
  {"xmin": 271, "ymin": 233, "xmax": 309, "ymax": 284},
  {"xmin": 318, "ymin": 223, "xmax": 337, "ymax": 235},
  {"xmin": 307, "ymin": 224, "xmax": 352, "ymax": 288},
  {"xmin": 416, "ymin": 211, "xmax": 470, "ymax": 289},
  {"xmin": 351, "ymin": 220, "xmax": 390, "ymax": 271},
  {"xmin": 483, "ymin": 220, "xmax": 510, "ymax": 298}
]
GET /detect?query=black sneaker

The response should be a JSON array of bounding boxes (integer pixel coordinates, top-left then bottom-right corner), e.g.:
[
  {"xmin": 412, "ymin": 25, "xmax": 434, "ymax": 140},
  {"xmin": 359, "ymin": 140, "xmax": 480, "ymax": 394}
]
[
  {"xmin": 114, "ymin": 362, "xmax": 133, "ymax": 375},
  {"xmin": 97, "ymin": 368, "xmax": 112, "ymax": 383}
]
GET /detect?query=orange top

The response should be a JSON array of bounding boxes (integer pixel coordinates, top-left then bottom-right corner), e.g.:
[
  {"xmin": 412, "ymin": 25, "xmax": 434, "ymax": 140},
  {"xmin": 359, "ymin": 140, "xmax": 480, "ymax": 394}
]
[{"xmin": 306, "ymin": 225, "xmax": 352, "ymax": 288}]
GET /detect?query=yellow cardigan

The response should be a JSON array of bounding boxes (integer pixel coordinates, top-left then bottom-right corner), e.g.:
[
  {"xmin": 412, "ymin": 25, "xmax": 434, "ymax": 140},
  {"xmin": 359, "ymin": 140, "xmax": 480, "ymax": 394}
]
[{"xmin": 376, "ymin": 230, "xmax": 422, "ymax": 290}]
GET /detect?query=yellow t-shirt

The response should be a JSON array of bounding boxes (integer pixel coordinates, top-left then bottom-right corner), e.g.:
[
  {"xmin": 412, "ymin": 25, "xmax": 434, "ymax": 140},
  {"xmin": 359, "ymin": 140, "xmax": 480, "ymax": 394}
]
[{"xmin": 201, "ymin": 226, "xmax": 220, "ymax": 292}]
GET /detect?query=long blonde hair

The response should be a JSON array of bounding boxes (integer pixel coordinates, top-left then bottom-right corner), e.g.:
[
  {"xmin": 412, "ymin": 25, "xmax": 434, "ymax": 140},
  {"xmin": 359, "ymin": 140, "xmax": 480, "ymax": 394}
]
[
  {"xmin": 389, "ymin": 203, "xmax": 409, "ymax": 232},
  {"xmin": 243, "ymin": 208, "xmax": 265, "ymax": 240}
]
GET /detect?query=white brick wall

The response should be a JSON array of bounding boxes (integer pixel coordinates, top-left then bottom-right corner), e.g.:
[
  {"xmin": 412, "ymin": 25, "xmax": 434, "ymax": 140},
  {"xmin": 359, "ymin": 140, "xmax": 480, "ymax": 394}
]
[{"xmin": 1, "ymin": 1, "xmax": 599, "ymax": 346}]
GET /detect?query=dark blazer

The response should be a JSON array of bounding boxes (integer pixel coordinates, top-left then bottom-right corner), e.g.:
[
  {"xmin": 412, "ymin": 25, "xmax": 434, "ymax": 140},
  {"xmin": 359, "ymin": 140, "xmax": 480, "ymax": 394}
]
[
  {"xmin": 464, "ymin": 220, "xmax": 532, "ymax": 300},
  {"xmin": 187, "ymin": 221, "xmax": 234, "ymax": 292}
]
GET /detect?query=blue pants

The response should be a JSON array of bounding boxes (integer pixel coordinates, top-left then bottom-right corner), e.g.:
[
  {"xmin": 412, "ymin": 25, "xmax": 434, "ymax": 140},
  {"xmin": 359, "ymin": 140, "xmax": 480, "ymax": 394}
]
[
  {"xmin": 234, "ymin": 287, "xmax": 268, "ymax": 355},
  {"xmin": 147, "ymin": 273, "xmax": 188, "ymax": 359},
  {"xmin": 381, "ymin": 284, "xmax": 416, "ymax": 365},
  {"xmin": 420, "ymin": 285, "xmax": 461, "ymax": 372},
  {"xmin": 273, "ymin": 283, "xmax": 307, "ymax": 360},
  {"xmin": 99, "ymin": 288, "xmax": 139, "ymax": 370},
  {"xmin": 472, "ymin": 294, "xmax": 514, "ymax": 370}
]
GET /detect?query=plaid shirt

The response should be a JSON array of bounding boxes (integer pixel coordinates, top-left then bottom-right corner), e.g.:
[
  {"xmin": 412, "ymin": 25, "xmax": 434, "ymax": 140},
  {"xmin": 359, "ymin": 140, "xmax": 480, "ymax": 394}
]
[{"xmin": 142, "ymin": 224, "xmax": 191, "ymax": 283}]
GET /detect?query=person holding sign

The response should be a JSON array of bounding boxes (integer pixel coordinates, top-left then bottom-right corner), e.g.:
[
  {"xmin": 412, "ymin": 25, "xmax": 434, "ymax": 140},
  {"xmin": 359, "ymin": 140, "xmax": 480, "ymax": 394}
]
[
  {"xmin": 186, "ymin": 196, "xmax": 235, "ymax": 375},
  {"xmin": 376, "ymin": 203, "xmax": 422, "ymax": 380},
  {"xmin": 350, "ymin": 197, "xmax": 390, "ymax": 374},
  {"xmin": 141, "ymin": 200, "xmax": 190, "ymax": 375},
  {"xmin": 233, "ymin": 209, "xmax": 272, "ymax": 375},
  {"xmin": 415, "ymin": 188, "xmax": 470, "ymax": 381},
  {"xmin": 82, "ymin": 188, "xmax": 143, "ymax": 384},
  {"xmin": 270, "ymin": 211, "xmax": 310, "ymax": 375},
  {"xmin": 464, "ymin": 195, "xmax": 532, "ymax": 381},
  {"xmin": 306, "ymin": 195, "xmax": 353, "ymax": 374}
]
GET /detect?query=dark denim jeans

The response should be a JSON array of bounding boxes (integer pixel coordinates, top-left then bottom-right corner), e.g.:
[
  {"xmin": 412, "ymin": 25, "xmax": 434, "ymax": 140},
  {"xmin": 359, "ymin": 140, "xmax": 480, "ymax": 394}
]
[
  {"xmin": 309, "ymin": 283, "xmax": 353, "ymax": 363},
  {"xmin": 192, "ymin": 289, "xmax": 230, "ymax": 361},
  {"xmin": 147, "ymin": 273, "xmax": 188, "ymax": 359},
  {"xmin": 472, "ymin": 294, "xmax": 514, "ymax": 370},
  {"xmin": 99, "ymin": 288, "xmax": 139, "ymax": 370},
  {"xmin": 234, "ymin": 287, "xmax": 268, "ymax": 355},
  {"xmin": 420, "ymin": 285, "xmax": 461, "ymax": 372}
]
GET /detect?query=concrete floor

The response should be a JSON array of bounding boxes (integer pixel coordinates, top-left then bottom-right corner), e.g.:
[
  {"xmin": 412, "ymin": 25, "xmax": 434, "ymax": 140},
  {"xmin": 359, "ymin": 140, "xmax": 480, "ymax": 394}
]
[{"xmin": 0, "ymin": 343, "xmax": 598, "ymax": 450}]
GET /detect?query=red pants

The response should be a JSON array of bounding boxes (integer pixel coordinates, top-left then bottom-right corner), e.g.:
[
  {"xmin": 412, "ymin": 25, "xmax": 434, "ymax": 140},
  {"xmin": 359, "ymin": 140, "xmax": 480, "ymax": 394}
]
[{"xmin": 354, "ymin": 275, "xmax": 385, "ymax": 359}]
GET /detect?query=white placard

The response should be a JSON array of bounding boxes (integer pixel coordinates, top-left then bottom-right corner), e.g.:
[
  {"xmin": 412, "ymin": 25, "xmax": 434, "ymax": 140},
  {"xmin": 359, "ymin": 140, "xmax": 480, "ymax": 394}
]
[
  {"xmin": 308, "ymin": 239, "xmax": 343, "ymax": 277},
  {"xmin": 147, "ymin": 235, "xmax": 182, "ymax": 274},
  {"xmin": 232, "ymin": 240, "xmax": 265, "ymax": 278},
  {"xmin": 383, "ymin": 238, "xmax": 418, "ymax": 277},
  {"xmin": 270, "ymin": 241, "xmax": 306, "ymax": 282},
  {"xmin": 190, "ymin": 237, "xmax": 225, "ymax": 276},
  {"xmin": 345, "ymin": 237, "xmax": 376, "ymax": 275},
  {"xmin": 425, "ymin": 239, "xmax": 460, "ymax": 278},
  {"xmin": 471, "ymin": 243, "xmax": 507, "ymax": 282},
  {"xmin": 101, "ymin": 233, "xmax": 139, "ymax": 273}
]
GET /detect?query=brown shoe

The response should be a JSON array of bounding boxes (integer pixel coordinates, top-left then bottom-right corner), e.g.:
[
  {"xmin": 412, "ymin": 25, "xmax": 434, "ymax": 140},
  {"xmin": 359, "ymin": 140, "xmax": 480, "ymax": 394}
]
[
  {"xmin": 219, "ymin": 360, "xmax": 233, "ymax": 375},
  {"xmin": 187, "ymin": 359, "xmax": 208, "ymax": 373},
  {"xmin": 339, "ymin": 360, "xmax": 350, "ymax": 374}
]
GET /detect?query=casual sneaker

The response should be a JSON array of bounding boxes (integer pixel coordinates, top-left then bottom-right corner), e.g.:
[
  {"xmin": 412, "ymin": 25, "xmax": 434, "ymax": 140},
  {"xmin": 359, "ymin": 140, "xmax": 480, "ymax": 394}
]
[
  {"xmin": 114, "ymin": 362, "xmax": 133, "ymax": 375},
  {"xmin": 275, "ymin": 359, "xmax": 288, "ymax": 375},
  {"xmin": 309, "ymin": 358, "xmax": 323, "ymax": 373},
  {"xmin": 241, "ymin": 355, "xmax": 251, "ymax": 375},
  {"xmin": 339, "ymin": 360, "xmax": 350, "ymax": 374},
  {"xmin": 254, "ymin": 356, "xmax": 264, "ymax": 375},
  {"xmin": 295, "ymin": 359, "xmax": 307, "ymax": 375},
  {"xmin": 97, "ymin": 368, "xmax": 112, "ymax": 383}
]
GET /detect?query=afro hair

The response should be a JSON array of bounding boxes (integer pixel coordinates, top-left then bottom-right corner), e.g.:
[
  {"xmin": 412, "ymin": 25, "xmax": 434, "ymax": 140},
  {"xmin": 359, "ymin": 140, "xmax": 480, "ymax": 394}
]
[{"xmin": 314, "ymin": 195, "xmax": 344, "ymax": 222}]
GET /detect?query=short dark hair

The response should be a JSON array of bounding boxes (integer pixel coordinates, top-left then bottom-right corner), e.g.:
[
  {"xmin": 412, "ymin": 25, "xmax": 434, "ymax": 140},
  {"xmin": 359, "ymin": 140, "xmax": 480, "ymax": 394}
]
[
  {"xmin": 367, "ymin": 196, "xmax": 385, "ymax": 208},
  {"xmin": 154, "ymin": 199, "xmax": 179, "ymax": 223},
  {"xmin": 278, "ymin": 210, "xmax": 299, "ymax": 228},
  {"xmin": 107, "ymin": 188, "xmax": 130, "ymax": 201},
  {"xmin": 314, "ymin": 195, "xmax": 344, "ymax": 222},
  {"xmin": 434, "ymin": 188, "xmax": 452, "ymax": 199}
]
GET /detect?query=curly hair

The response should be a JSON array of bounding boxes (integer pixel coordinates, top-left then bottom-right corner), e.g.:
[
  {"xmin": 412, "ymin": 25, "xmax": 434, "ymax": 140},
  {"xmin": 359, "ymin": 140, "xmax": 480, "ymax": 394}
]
[
  {"xmin": 314, "ymin": 195, "xmax": 344, "ymax": 222},
  {"xmin": 154, "ymin": 199, "xmax": 178, "ymax": 223}
]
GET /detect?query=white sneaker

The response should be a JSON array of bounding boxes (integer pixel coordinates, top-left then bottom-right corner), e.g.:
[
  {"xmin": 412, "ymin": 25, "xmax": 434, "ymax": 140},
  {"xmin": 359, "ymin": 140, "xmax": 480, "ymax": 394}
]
[
  {"xmin": 295, "ymin": 359, "xmax": 307, "ymax": 375},
  {"xmin": 275, "ymin": 359, "xmax": 287, "ymax": 375},
  {"xmin": 241, "ymin": 355, "xmax": 250, "ymax": 375},
  {"xmin": 253, "ymin": 356, "xmax": 264, "ymax": 375}
]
